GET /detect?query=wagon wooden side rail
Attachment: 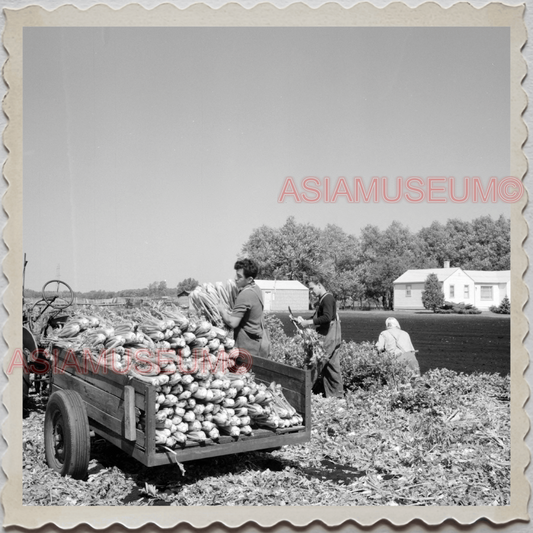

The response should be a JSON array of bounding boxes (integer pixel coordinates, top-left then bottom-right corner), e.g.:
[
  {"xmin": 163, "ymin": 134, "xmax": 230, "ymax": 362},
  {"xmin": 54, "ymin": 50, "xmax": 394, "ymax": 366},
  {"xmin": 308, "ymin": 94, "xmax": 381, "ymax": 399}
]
[{"xmin": 46, "ymin": 347, "xmax": 311, "ymax": 477}]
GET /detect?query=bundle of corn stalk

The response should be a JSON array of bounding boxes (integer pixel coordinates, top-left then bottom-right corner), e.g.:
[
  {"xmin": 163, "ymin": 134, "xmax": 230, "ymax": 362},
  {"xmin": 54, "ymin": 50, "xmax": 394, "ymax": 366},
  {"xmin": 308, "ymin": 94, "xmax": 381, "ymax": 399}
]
[
  {"xmin": 188, "ymin": 280, "xmax": 239, "ymax": 328},
  {"xmin": 44, "ymin": 308, "xmax": 235, "ymax": 376},
  {"xmin": 298, "ymin": 328, "xmax": 327, "ymax": 369}
]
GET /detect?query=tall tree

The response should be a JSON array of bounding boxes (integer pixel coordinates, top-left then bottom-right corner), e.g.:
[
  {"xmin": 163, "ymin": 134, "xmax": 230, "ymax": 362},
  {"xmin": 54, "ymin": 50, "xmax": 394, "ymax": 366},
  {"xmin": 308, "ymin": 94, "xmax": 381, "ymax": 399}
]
[
  {"xmin": 328, "ymin": 269, "xmax": 361, "ymax": 309},
  {"xmin": 358, "ymin": 221, "xmax": 429, "ymax": 309},
  {"xmin": 241, "ymin": 216, "xmax": 325, "ymax": 281}
]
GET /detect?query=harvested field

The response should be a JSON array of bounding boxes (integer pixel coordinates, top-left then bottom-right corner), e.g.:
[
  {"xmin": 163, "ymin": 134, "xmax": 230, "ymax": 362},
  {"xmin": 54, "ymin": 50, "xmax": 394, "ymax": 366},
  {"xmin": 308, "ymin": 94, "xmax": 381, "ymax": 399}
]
[
  {"xmin": 22, "ymin": 309, "xmax": 511, "ymax": 506},
  {"xmin": 23, "ymin": 368, "xmax": 510, "ymax": 506},
  {"xmin": 274, "ymin": 310, "xmax": 511, "ymax": 376}
]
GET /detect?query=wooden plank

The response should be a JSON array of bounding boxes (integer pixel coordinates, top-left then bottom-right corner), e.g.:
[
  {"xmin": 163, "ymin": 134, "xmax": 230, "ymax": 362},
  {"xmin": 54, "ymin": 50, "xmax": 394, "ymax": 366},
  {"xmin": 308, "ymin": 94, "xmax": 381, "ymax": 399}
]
[
  {"xmin": 144, "ymin": 384, "xmax": 156, "ymax": 460},
  {"xmin": 53, "ymin": 372, "xmax": 126, "ymax": 426},
  {"xmin": 304, "ymin": 369, "xmax": 312, "ymax": 435},
  {"xmin": 124, "ymin": 385, "xmax": 136, "ymax": 441},
  {"xmin": 53, "ymin": 381, "xmax": 145, "ymax": 445},
  {"xmin": 147, "ymin": 430, "xmax": 309, "ymax": 466},
  {"xmin": 52, "ymin": 348, "xmax": 147, "ymax": 410},
  {"xmin": 251, "ymin": 355, "xmax": 304, "ymax": 380},
  {"xmin": 91, "ymin": 419, "xmax": 148, "ymax": 463},
  {"xmin": 52, "ymin": 348, "xmax": 130, "ymax": 385}
]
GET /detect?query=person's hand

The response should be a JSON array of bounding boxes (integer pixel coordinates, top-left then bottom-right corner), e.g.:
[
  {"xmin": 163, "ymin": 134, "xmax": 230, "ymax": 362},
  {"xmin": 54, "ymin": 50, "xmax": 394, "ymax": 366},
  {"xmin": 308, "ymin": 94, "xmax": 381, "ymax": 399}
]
[{"xmin": 216, "ymin": 303, "xmax": 227, "ymax": 316}]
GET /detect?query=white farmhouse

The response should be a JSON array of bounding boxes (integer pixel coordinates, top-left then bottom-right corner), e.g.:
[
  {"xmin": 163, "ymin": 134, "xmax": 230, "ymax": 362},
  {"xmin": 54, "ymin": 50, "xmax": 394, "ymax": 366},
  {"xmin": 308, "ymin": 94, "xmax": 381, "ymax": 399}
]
[
  {"xmin": 254, "ymin": 280, "xmax": 309, "ymax": 312},
  {"xmin": 393, "ymin": 266, "xmax": 510, "ymax": 311}
]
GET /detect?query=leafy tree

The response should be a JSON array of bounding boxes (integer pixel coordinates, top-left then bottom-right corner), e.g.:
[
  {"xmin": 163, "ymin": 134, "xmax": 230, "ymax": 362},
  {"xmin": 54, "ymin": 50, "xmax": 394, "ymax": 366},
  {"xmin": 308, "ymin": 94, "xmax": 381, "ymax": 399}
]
[
  {"xmin": 422, "ymin": 273, "xmax": 445, "ymax": 312},
  {"xmin": 358, "ymin": 221, "xmax": 430, "ymax": 309},
  {"xmin": 241, "ymin": 216, "xmax": 325, "ymax": 281},
  {"xmin": 319, "ymin": 224, "xmax": 360, "ymax": 275},
  {"xmin": 418, "ymin": 215, "xmax": 510, "ymax": 270},
  {"xmin": 329, "ymin": 270, "xmax": 361, "ymax": 309},
  {"xmin": 177, "ymin": 277, "xmax": 199, "ymax": 294}
]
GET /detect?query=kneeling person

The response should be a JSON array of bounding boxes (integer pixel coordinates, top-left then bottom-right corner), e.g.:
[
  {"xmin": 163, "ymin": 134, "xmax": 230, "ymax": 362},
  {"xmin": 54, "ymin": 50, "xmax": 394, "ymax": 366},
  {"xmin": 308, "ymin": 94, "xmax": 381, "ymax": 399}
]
[{"xmin": 376, "ymin": 317, "xmax": 420, "ymax": 376}]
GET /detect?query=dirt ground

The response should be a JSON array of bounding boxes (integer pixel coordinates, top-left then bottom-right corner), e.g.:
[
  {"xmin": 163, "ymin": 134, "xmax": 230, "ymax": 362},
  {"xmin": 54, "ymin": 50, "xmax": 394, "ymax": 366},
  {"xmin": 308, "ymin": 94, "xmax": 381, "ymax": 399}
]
[{"xmin": 275, "ymin": 310, "xmax": 511, "ymax": 376}]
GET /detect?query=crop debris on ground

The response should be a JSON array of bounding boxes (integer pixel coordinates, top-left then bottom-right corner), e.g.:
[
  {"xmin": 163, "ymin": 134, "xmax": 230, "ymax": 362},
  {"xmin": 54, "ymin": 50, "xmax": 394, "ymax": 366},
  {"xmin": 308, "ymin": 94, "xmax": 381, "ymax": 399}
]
[{"xmin": 23, "ymin": 366, "xmax": 509, "ymax": 506}]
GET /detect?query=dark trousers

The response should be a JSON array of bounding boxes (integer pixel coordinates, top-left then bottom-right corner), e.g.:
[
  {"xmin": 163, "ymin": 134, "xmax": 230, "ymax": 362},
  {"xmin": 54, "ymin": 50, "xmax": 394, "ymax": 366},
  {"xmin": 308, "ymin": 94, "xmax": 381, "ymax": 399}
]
[{"xmin": 312, "ymin": 350, "xmax": 344, "ymax": 398}]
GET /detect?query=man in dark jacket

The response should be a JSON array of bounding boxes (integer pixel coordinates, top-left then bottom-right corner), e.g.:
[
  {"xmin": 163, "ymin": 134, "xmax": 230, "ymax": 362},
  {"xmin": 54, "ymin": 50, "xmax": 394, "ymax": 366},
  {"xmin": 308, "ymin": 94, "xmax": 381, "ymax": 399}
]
[{"xmin": 298, "ymin": 276, "xmax": 344, "ymax": 398}]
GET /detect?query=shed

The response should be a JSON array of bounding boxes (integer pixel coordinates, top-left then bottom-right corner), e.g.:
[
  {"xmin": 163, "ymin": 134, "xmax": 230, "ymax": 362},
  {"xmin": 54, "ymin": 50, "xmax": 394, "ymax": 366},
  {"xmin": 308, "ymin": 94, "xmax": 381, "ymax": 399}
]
[
  {"xmin": 393, "ymin": 268, "xmax": 510, "ymax": 310},
  {"xmin": 254, "ymin": 280, "xmax": 309, "ymax": 312}
]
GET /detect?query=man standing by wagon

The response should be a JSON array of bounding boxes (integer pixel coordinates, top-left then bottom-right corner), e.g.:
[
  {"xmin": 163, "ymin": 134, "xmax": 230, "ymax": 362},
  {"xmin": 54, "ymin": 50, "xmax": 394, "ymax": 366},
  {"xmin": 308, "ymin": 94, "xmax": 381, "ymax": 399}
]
[
  {"xmin": 217, "ymin": 258, "xmax": 270, "ymax": 360},
  {"xmin": 297, "ymin": 276, "xmax": 344, "ymax": 398}
]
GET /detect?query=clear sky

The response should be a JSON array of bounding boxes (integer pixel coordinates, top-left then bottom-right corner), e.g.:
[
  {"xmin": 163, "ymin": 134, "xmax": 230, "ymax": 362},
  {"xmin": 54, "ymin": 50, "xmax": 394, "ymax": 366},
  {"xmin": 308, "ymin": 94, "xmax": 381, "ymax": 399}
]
[{"xmin": 23, "ymin": 27, "xmax": 510, "ymax": 293}]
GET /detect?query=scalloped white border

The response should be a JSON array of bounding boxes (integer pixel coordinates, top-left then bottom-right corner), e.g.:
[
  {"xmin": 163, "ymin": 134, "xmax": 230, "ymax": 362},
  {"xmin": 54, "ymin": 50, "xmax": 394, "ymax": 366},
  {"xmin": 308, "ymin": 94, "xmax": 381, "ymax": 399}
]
[{"xmin": 1, "ymin": 1, "xmax": 529, "ymax": 529}]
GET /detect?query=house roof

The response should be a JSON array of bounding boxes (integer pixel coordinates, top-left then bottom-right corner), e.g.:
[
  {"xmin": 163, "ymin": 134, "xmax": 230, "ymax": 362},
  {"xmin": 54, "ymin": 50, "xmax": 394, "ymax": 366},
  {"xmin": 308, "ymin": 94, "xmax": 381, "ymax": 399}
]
[
  {"xmin": 393, "ymin": 268, "xmax": 461, "ymax": 284},
  {"xmin": 394, "ymin": 268, "xmax": 511, "ymax": 285},
  {"xmin": 464, "ymin": 270, "xmax": 511, "ymax": 284},
  {"xmin": 255, "ymin": 279, "xmax": 308, "ymax": 291}
]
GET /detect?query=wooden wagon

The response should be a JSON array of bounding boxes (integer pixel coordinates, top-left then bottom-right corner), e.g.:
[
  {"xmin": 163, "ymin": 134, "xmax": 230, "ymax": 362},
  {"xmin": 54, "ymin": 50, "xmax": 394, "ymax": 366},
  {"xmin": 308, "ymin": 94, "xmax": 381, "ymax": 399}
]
[{"xmin": 44, "ymin": 347, "xmax": 311, "ymax": 479}]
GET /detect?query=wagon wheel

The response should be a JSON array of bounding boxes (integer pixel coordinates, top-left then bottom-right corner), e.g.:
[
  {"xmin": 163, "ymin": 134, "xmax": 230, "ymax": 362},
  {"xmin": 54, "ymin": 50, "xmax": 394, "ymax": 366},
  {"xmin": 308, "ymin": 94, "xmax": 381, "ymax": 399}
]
[
  {"xmin": 44, "ymin": 390, "xmax": 90, "ymax": 479},
  {"xmin": 42, "ymin": 280, "xmax": 74, "ymax": 310}
]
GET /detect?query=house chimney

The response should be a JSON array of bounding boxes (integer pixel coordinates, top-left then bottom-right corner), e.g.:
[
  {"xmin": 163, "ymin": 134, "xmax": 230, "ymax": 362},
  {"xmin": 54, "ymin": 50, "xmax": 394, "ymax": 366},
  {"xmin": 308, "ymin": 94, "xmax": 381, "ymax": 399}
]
[{"xmin": 444, "ymin": 260, "xmax": 450, "ymax": 268}]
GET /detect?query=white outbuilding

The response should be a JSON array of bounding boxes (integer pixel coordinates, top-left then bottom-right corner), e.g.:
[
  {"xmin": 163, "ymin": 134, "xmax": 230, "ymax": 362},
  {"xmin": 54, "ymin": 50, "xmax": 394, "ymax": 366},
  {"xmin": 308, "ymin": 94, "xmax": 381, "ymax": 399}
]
[
  {"xmin": 254, "ymin": 279, "xmax": 309, "ymax": 312},
  {"xmin": 393, "ymin": 267, "xmax": 510, "ymax": 310}
]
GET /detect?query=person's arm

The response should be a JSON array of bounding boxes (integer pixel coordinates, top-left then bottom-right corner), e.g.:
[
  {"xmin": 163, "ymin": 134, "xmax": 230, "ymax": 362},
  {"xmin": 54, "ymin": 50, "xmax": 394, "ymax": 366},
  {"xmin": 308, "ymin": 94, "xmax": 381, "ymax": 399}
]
[
  {"xmin": 217, "ymin": 305, "xmax": 242, "ymax": 329},
  {"xmin": 217, "ymin": 290, "xmax": 251, "ymax": 329}
]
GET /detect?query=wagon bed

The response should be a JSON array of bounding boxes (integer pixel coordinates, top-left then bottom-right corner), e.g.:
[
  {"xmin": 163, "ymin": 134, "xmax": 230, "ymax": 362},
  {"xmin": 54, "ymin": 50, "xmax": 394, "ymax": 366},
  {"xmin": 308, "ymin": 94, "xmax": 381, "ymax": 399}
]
[{"xmin": 49, "ymin": 347, "xmax": 311, "ymax": 471}]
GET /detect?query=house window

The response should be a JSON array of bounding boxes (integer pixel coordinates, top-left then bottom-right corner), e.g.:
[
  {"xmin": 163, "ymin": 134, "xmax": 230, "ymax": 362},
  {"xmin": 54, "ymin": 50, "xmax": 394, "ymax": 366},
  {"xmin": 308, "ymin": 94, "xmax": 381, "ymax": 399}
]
[
  {"xmin": 406, "ymin": 284, "xmax": 411, "ymax": 297},
  {"xmin": 481, "ymin": 286, "xmax": 493, "ymax": 300},
  {"xmin": 464, "ymin": 285, "xmax": 469, "ymax": 298},
  {"xmin": 450, "ymin": 285, "xmax": 455, "ymax": 298}
]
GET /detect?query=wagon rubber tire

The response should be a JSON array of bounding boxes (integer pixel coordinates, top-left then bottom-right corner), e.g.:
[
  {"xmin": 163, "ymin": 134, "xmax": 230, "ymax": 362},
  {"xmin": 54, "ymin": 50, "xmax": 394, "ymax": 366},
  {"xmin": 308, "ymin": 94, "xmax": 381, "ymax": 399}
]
[{"xmin": 44, "ymin": 390, "xmax": 90, "ymax": 479}]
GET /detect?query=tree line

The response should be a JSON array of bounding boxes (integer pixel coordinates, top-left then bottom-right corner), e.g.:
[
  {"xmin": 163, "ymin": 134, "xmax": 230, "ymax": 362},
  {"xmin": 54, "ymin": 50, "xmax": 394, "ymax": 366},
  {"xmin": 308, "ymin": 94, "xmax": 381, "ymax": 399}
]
[
  {"xmin": 23, "ymin": 215, "xmax": 509, "ymax": 311},
  {"xmin": 241, "ymin": 215, "xmax": 510, "ymax": 310}
]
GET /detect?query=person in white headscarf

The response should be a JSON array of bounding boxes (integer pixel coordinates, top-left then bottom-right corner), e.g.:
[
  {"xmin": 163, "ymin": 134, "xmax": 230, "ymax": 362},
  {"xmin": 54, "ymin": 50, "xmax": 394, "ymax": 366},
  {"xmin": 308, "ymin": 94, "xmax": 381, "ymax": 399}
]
[{"xmin": 376, "ymin": 317, "xmax": 420, "ymax": 376}]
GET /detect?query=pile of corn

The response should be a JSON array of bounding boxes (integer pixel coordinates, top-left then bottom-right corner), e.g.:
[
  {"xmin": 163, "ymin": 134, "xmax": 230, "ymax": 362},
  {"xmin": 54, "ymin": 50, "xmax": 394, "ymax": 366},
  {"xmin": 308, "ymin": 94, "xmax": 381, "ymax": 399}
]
[
  {"xmin": 142, "ymin": 371, "xmax": 303, "ymax": 447},
  {"xmin": 47, "ymin": 308, "xmax": 236, "ymax": 375},
  {"xmin": 46, "ymin": 301, "xmax": 305, "ymax": 447}
]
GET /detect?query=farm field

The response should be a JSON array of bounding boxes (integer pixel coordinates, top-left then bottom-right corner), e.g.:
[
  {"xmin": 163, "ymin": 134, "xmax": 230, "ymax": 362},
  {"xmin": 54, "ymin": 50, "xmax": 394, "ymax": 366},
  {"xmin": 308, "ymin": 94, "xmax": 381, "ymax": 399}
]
[
  {"xmin": 274, "ymin": 310, "xmax": 511, "ymax": 376},
  {"xmin": 22, "ymin": 307, "xmax": 511, "ymax": 507}
]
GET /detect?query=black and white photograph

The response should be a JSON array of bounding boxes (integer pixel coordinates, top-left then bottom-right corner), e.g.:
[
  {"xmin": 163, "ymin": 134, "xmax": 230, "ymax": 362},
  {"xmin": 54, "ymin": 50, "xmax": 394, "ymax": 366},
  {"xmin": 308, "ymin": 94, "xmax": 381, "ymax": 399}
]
[{"xmin": 1, "ymin": 0, "xmax": 530, "ymax": 530}]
